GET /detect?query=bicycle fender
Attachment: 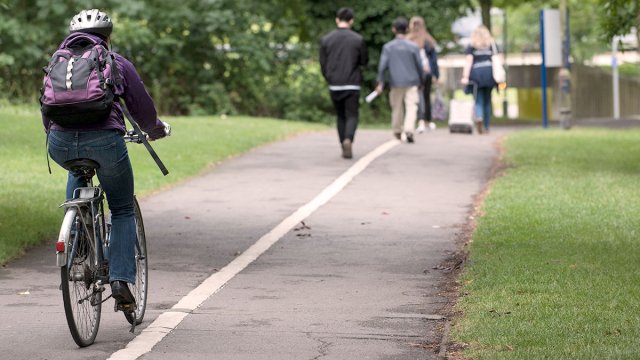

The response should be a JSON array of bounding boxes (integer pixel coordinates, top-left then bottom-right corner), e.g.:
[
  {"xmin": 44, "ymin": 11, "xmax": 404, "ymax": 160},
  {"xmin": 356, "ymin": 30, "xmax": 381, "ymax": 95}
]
[{"xmin": 56, "ymin": 209, "xmax": 77, "ymax": 267}]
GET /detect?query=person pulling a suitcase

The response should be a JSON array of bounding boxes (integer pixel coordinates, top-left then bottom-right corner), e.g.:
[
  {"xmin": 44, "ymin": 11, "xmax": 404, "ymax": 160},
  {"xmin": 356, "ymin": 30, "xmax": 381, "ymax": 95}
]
[{"xmin": 460, "ymin": 25, "xmax": 497, "ymax": 134}]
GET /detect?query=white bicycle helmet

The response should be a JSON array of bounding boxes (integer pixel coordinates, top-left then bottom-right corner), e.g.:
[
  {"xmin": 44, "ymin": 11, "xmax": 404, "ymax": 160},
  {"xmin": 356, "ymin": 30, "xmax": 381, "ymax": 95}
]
[{"xmin": 69, "ymin": 9, "xmax": 113, "ymax": 37}]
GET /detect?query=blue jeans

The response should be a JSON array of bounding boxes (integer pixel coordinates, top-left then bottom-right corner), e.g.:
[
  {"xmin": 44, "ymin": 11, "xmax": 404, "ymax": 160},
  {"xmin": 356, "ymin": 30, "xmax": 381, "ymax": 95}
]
[
  {"xmin": 48, "ymin": 130, "xmax": 136, "ymax": 284},
  {"xmin": 475, "ymin": 87, "xmax": 493, "ymax": 130}
]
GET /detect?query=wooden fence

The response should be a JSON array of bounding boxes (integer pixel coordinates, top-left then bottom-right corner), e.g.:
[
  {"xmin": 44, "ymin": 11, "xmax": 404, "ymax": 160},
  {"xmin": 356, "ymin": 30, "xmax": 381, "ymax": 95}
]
[
  {"xmin": 571, "ymin": 64, "xmax": 640, "ymax": 119},
  {"xmin": 441, "ymin": 63, "xmax": 640, "ymax": 120}
]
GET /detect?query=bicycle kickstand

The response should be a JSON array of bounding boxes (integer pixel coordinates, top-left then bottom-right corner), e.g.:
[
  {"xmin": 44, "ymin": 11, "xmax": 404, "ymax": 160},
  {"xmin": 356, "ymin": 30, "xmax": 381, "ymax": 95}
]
[
  {"xmin": 114, "ymin": 302, "xmax": 137, "ymax": 333},
  {"xmin": 129, "ymin": 312, "xmax": 136, "ymax": 333}
]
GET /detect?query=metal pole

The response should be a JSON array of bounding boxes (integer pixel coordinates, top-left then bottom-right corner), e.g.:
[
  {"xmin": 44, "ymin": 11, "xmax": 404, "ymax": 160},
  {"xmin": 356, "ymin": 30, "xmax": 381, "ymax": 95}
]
[
  {"xmin": 502, "ymin": 9, "xmax": 508, "ymax": 119},
  {"xmin": 563, "ymin": 5, "xmax": 571, "ymax": 70},
  {"xmin": 559, "ymin": 0, "xmax": 572, "ymax": 129},
  {"xmin": 612, "ymin": 36, "xmax": 620, "ymax": 120},
  {"xmin": 540, "ymin": 10, "xmax": 549, "ymax": 128}
]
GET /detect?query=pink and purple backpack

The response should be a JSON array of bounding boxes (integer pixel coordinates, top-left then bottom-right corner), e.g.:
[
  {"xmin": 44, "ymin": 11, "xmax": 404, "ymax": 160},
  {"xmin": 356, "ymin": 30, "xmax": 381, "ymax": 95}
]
[{"xmin": 40, "ymin": 35, "xmax": 118, "ymax": 126}]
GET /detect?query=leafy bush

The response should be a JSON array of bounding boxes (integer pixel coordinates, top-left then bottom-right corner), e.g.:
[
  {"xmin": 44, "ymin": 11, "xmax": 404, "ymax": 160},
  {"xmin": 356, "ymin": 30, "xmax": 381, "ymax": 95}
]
[{"xmin": 0, "ymin": 0, "xmax": 467, "ymax": 121}]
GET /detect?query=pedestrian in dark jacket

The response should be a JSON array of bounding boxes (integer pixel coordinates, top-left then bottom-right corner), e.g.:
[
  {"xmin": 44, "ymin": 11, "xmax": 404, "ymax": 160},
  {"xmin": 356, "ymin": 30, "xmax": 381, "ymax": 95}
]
[{"xmin": 320, "ymin": 7, "xmax": 368, "ymax": 159}]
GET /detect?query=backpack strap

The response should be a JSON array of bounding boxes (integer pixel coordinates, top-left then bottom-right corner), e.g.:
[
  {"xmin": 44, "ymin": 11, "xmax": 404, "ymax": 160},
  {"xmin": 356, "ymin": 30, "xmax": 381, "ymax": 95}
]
[
  {"xmin": 45, "ymin": 123, "xmax": 52, "ymax": 175},
  {"xmin": 105, "ymin": 52, "xmax": 122, "ymax": 88},
  {"xmin": 87, "ymin": 47, "xmax": 107, "ymax": 87}
]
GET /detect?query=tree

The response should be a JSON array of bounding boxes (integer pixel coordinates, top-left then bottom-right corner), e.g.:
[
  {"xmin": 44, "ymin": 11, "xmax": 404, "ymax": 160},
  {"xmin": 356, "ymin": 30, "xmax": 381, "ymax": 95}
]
[
  {"xmin": 0, "ymin": 0, "xmax": 74, "ymax": 100},
  {"xmin": 304, "ymin": 0, "xmax": 471, "ymax": 82},
  {"xmin": 478, "ymin": 0, "xmax": 532, "ymax": 31},
  {"xmin": 480, "ymin": 0, "xmax": 492, "ymax": 29},
  {"xmin": 0, "ymin": 0, "xmax": 470, "ymax": 121},
  {"xmin": 599, "ymin": 0, "xmax": 639, "ymax": 50},
  {"xmin": 477, "ymin": 0, "xmax": 540, "ymax": 32},
  {"xmin": 500, "ymin": 0, "xmax": 604, "ymax": 62}
]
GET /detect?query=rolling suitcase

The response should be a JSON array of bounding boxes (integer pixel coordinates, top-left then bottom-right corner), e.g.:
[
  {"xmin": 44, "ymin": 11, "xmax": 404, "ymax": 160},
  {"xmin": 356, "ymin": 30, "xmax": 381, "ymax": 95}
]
[
  {"xmin": 449, "ymin": 82, "xmax": 478, "ymax": 134},
  {"xmin": 448, "ymin": 99, "xmax": 474, "ymax": 134}
]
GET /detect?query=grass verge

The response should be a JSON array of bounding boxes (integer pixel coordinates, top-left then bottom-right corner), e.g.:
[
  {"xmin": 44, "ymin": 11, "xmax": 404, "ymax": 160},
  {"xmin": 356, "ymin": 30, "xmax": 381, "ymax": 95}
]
[
  {"xmin": 0, "ymin": 106, "xmax": 326, "ymax": 264},
  {"xmin": 451, "ymin": 128, "xmax": 640, "ymax": 358}
]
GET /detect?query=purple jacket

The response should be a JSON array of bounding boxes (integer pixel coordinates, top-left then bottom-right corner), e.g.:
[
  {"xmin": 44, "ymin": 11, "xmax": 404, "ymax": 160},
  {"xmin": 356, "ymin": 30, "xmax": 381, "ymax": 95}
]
[{"xmin": 42, "ymin": 33, "xmax": 165, "ymax": 139}]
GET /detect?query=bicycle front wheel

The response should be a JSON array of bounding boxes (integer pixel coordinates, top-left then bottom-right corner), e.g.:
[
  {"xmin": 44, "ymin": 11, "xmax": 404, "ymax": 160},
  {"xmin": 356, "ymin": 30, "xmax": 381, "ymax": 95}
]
[
  {"xmin": 124, "ymin": 197, "xmax": 148, "ymax": 325},
  {"xmin": 60, "ymin": 208, "xmax": 102, "ymax": 347}
]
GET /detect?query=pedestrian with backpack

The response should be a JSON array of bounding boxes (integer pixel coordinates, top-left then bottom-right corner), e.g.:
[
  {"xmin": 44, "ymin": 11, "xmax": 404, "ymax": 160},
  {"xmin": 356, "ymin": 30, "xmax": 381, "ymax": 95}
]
[
  {"xmin": 320, "ymin": 7, "xmax": 368, "ymax": 159},
  {"xmin": 41, "ymin": 9, "xmax": 170, "ymax": 307}
]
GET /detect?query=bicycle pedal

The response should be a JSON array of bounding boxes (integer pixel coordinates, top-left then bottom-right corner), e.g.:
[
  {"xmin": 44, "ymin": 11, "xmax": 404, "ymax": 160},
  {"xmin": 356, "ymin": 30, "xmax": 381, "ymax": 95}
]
[{"xmin": 116, "ymin": 302, "xmax": 136, "ymax": 312}]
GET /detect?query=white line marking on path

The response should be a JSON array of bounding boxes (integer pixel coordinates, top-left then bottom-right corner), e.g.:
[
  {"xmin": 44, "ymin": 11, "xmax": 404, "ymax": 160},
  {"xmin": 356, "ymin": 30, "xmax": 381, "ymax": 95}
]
[{"xmin": 108, "ymin": 139, "xmax": 399, "ymax": 360}]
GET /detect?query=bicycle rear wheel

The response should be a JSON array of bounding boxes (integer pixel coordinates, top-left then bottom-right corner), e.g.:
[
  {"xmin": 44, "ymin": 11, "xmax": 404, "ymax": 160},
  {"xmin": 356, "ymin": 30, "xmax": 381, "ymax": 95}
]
[
  {"xmin": 124, "ymin": 197, "xmax": 148, "ymax": 325},
  {"xmin": 60, "ymin": 208, "xmax": 102, "ymax": 347}
]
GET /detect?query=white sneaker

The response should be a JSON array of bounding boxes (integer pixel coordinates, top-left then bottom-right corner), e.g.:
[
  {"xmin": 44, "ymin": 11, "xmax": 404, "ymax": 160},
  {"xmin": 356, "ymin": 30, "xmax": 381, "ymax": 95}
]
[
  {"xmin": 417, "ymin": 120, "xmax": 426, "ymax": 133},
  {"xmin": 428, "ymin": 122, "xmax": 436, "ymax": 130}
]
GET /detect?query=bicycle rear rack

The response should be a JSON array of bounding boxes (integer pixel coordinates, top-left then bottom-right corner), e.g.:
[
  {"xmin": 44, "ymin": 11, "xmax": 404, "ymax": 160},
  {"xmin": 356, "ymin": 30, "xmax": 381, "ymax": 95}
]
[{"xmin": 56, "ymin": 187, "xmax": 104, "ymax": 267}]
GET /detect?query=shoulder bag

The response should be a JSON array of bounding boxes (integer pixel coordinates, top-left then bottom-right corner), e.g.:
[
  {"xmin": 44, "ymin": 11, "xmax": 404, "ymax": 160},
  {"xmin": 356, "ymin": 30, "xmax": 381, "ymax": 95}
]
[{"xmin": 491, "ymin": 41, "xmax": 506, "ymax": 84}]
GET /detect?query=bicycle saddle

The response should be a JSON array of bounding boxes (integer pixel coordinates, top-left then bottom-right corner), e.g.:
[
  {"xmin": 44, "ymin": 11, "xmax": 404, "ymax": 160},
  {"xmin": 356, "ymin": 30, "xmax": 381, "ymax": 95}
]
[{"xmin": 62, "ymin": 158, "xmax": 100, "ymax": 172}]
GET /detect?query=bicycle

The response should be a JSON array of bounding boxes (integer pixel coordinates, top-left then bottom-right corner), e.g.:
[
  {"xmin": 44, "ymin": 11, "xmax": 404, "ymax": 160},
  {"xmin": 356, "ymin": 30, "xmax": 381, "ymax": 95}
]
[{"xmin": 55, "ymin": 130, "xmax": 151, "ymax": 347}]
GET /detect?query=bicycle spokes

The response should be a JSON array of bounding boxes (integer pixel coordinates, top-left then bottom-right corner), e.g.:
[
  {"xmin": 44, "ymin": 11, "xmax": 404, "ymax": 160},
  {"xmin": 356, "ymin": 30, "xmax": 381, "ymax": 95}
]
[{"xmin": 60, "ymin": 208, "xmax": 102, "ymax": 347}]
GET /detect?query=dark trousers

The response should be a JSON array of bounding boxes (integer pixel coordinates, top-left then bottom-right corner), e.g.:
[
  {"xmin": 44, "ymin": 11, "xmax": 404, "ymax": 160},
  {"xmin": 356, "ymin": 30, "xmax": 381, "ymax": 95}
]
[
  {"xmin": 330, "ymin": 90, "xmax": 360, "ymax": 143},
  {"xmin": 417, "ymin": 76, "xmax": 433, "ymax": 122}
]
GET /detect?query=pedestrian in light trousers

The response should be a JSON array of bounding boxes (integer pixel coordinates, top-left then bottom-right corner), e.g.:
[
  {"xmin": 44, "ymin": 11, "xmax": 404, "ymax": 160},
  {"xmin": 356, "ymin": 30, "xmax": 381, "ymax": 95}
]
[{"xmin": 375, "ymin": 17, "xmax": 424, "ymax": 143}]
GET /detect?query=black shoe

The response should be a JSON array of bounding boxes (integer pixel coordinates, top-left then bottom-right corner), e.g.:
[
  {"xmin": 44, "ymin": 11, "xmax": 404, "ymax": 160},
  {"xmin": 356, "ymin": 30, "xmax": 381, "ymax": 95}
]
[
  {"xmin": 111, "ymin": 280, "xmax": 135, "ymax": 306},
  {"xmin": 406, "ymin": 132, "xmax": 415, "ymax": 143},
  {"xmin": 341, "ymin": 139, "xmax": 353, "ymax": 159},
  {"xmin": 393, "ymin": 132, "xmax": 401, "ymax": 140}
]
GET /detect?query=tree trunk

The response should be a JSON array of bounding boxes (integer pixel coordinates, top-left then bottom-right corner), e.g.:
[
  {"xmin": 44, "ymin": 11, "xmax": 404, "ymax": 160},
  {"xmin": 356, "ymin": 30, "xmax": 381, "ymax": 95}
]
[
  {"xmin": 636, "ymin": 0, "xmax": 640, "ymax": 61},
  {"xmin": 480, "ymin": 0, "xmax": 492, "ymax": 31}
]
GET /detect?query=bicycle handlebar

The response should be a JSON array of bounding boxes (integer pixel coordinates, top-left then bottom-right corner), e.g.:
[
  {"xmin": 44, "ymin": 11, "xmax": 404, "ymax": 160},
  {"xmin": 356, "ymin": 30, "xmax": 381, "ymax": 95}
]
[
  {"xmin": 124, "ymin": 123, "xmax": 171, "ymax": 144},
  {"xmin": 124, "ymin": 130, "xmax": 144, "ymax": 144}
]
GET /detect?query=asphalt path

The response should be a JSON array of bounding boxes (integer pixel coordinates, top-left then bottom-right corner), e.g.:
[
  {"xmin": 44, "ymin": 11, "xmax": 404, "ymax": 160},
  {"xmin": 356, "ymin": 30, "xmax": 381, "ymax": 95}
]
[{"xmin": 0, "ymin": 127, "xmax": 499, "ymax": 359}]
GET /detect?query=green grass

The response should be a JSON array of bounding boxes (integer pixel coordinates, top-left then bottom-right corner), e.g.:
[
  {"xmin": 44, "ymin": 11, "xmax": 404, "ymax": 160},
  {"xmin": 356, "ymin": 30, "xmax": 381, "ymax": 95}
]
[
  {"xmin": 452, "ymin": 128, "xmax": 640, "ymax": 358},
  {"xmin": 601, "ymin": 63, "xmax": 640, "ymax": 80},
  {"xmin": 0, "ymin": 106, "xmax": 326, "ymax": 264}
]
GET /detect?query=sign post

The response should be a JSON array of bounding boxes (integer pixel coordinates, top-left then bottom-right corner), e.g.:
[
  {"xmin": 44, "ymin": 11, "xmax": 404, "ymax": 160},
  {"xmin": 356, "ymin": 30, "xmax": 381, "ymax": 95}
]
[
  {"xmin": 559, "ymin": 1, "xmax": 572, "ymax": 129},
  {"xmin": 612, "ymin": 36, "xmax": 620, "ymax": 120},
  {"xmin": 539, "ymin": 9, "xmax": 562, "ymax": 128}
]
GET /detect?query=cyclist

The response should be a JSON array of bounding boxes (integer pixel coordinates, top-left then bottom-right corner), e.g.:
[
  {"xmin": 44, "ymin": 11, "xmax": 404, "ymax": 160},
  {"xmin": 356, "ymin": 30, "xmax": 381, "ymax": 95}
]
[{"xmin": 43, "ymin": 9, "xmax": 169, "ymax": 308}]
